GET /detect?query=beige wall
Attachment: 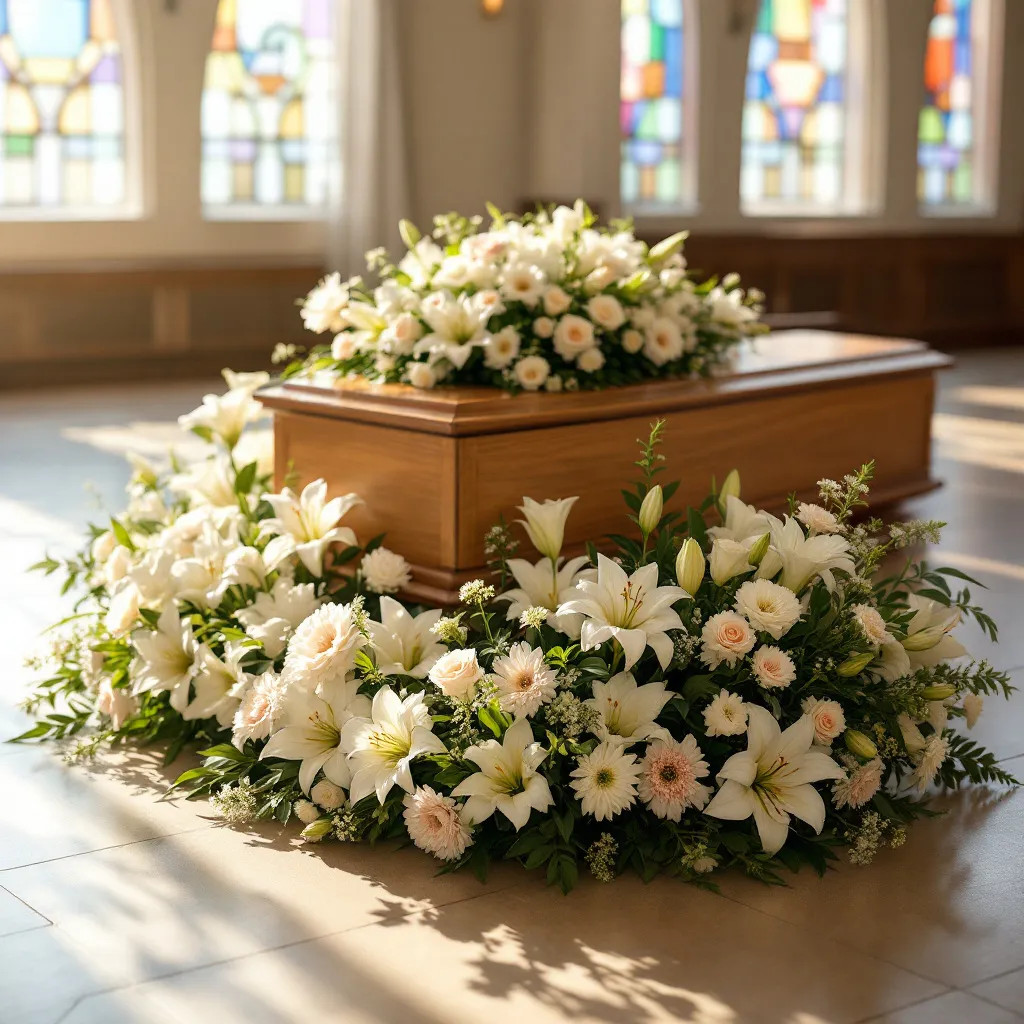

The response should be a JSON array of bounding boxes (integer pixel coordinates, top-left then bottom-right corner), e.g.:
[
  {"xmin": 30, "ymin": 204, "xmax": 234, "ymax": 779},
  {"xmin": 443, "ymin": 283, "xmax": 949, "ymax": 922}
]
[{"xmin": 1, "ymin": 0, "xmax": 1022, "ymax": 274}]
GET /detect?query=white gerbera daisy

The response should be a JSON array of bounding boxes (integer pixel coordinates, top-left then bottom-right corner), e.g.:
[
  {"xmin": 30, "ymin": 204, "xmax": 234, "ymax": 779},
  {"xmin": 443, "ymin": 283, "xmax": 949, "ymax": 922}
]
[
  {"xmin": 569, "ymin": 742, "xmax": 641, "ymax": 821},
  {"xmin": 638, "ymin": 736, "xmax": 711, "ymax": 821},
  {"xmin": 403, "ymin": 786, "xmax": 474, "ymax": 861},
  {"xmin": 491, "ymin": 642, "xmax": 558, "ymax": 717},
  {"xmin": 283, "ymin": 602, "xmax": 366, "ymax": 695}
]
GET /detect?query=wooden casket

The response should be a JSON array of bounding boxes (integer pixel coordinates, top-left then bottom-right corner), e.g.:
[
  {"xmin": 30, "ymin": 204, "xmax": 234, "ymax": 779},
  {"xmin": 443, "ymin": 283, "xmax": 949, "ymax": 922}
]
[{"xmin": 258, "ymin": 330, "xmax": 951, "ymax": 605}]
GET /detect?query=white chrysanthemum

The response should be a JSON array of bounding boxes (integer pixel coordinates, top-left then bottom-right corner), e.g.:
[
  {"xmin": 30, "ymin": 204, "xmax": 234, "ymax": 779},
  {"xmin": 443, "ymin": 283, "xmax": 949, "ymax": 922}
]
[
  {"xmin": 734, "ymin": 579, "xmax": 802, "ymax": 639},
  {"xmin": 638, "ymin": 736, "xmax": 711, "ymax": 821},
  {"xmin": 703, "ymin": 688, "xmax": 748, "ymax": 737},
  {"xmin": 832, "ymin": 758, "xmax": 884, "ymax": 810},
  {"xmin": 700, "ymin": 611, "xmax": 756, "ymax": 669},
  {"xmin": 910, "ymin": 734, "xmax": 950, "ymax": 793},
  {"xmin": 283, "ymin": 603, "xmax": 366, "ymax": 695},
  {"xmin": 360, "ymin": 547, "xmax": 411, "ymax": 595},
  {"xmin": 750, "ymin": 645, "xmax": 796, "ymax": 689},
  {"xmin": 403, "ymin": 786, "xmax": 473, "ymax": 861},
  {"xmin": 801, "ymin": 696, "xmax": 846, "ymax": 744},
  {"xmin": 850, "ymin": 603, "xmax": 890, "ymax": 647},
  {"xmin": 310, "ymin": 779, "xmax": 346, "ymax": 811},
  {"xmin": 796, "ymin": 502, "xmax": 842, "ymax": 534},
  {"xmin": 491, "ymin": 642, "xmax": 558, "ymax": 717},
  {"xmin": 570, "ymin": 742, "xmax": 641, "ymax": 821},
  {"xmin": 232, "ymin": 671, "xmax": 287, "ymax": 748}
]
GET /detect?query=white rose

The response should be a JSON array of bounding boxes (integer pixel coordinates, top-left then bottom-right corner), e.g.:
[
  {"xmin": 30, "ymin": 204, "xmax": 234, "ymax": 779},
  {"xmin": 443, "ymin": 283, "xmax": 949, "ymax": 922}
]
[
  {"xmin": 576, "ymin": 347, "xmax": 606, "ymax": 373},
  {"xmin": 428, "ymin": 648, "xmax": 484, "ymax": 699},
  {"xmin": 543, "ymin": 285, "xmax": 572, "ymax": 316},
  {"xmin": 533, "ymin": 317, "xmax": 554, "ymax": 339},
  {"xmin": 384, "ymin": 312, "xmax": 423, "ymax": 356},
  {"xmin": 801, "ymin": 697, "xmax": 846, "ymax": 744},
  {"xmin": 733, "ymin": 579, "xmax": 802, "ymax": 639},
  {"xmin": 91, "ymin": 530, "xmax": 116, "ymax": 564},
  {"xmin": 586, "ymin": 294, "xmax": 626, "ymax": 331},
  {"xmin": 375, "ymin": 354, "xmax": 396, "ymax": 374},
  {"xmin": 643, "ymin": 317, "xmax": 685, "ymax": 366},
  {"xmin": 406, "ymin": 361, "xmax": 437, "ymax": 389},
  {"xmin": 483, "ymin": 326, "xmax": 521, "ymax": 369},
  {"xmin": 360, "ymin": 547, "xmax": 412, "ymax": 594},
  {"xmin": 332, "ymin": 333, "xmax": 358, "ymax": 360},
  {"xmin": 514, "ymin": 355, "xmax": 550, "ymax": 391},
  {"xmin": 750, "ymin": 646, "xmax": 796, "ymax": 689},
  {"xmin": 553, "ymin": 314, "xmax": 596, "ymax": 361},
  {"xmin": 621, "ymin": 328, "xmax": 644, "ymax": 354},
  {"xmin": 310, "ymin": 779, "xmax": 346, "ymax": 811},
  {"xmin": 709, "ymin": 537, "xmax": 753, "ymax": 586},
  {"xmin": 700, "ymin": 611, "xmax": 756, "ymax": 669}
]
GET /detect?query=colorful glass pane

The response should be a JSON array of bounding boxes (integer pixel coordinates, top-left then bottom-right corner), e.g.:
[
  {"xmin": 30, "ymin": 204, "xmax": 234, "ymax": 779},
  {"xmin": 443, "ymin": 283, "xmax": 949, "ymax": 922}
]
[
  {"xmin": 620, "ymin": 0, "xmax": 687, "ymax": 206},
  {"xmin": 0, "ymin": 0, "xmax": 125, "ymax": 207},
  {"xmin": 740, "ymin": 0, "xmax": 848, "ymax": 207},
  {"xmin": 918, "ymin": 0, "xmax": 978, "ymax": 206},
  {"xmin": 201, "ymin": 0, "xmax": 333, "ymax": 213}
]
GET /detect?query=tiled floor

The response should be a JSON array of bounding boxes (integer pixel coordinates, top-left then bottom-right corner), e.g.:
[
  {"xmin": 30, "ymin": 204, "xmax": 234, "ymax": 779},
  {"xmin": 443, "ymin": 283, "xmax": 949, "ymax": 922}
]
[{"xmin": 1, "ymin": 355, "xmax": 1022, "ymax": 1024}]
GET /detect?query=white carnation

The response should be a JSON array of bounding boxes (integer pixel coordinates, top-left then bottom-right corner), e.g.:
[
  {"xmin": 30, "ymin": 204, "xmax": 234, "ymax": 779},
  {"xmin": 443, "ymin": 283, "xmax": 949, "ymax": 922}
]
[
  {"xmin": 734, "ymin": 579, "xmax": 801, "ymax": 639},
  {"xmin": 360, "ymin": 547, "xmax": 412, "ymax": 595},
  {"xmin": 702, "ymin": 688, "xmax": 748, "ymax": 736}
]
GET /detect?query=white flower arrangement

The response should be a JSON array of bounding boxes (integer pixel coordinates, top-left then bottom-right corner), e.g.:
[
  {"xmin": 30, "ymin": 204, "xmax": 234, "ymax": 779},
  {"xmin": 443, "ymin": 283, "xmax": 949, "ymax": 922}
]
[
  {"xmin": 15, "ymin": 375, "xmax": 1018, "ymax": 892},
  {"xmin": 287, "ymin": 201, "xmax": 766, "ymax": 393}
]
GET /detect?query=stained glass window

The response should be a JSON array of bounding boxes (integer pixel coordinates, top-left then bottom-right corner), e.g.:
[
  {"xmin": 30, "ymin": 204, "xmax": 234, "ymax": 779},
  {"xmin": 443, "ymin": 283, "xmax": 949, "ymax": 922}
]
[
  {"xmin": 620, "ymin": 0, "xmax": 688, "ymax": 207},
  {"xmin": 919, "ymin": 0, "xmax": 981, "ymax": 206},
  {"xmin": 0, "ymin": 0, "xmax": 126, "ymax": 208},
  {"xmin": 201, "ymin": 0, "xmax": 333, "ymax": 215},
  {"xmin": 741, "ymin": 0, "xmax": 849, "ymax": 207}
]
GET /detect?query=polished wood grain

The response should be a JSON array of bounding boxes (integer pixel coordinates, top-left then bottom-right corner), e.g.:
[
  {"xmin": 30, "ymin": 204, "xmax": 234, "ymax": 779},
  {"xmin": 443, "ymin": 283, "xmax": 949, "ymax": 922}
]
[{"xmin": 261, "ymin": 331, "xmax": 951, "ymax": 605}]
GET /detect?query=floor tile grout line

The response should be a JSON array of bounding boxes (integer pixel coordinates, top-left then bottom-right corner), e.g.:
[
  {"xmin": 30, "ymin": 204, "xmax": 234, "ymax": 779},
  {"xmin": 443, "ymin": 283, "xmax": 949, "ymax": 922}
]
[
  {"xmin": 0, "ymin": 821, "xmax": 215, "ymax": 874},
  {"xmin": 713, "ymin": 888, "xmax": 952, "ymax": 993},
  {"xmin": 0, "ymin": 879, "xmax": 55, "ymax": 926},
  {"xmin": 48, "ymin": 879, "xmax": 531, "ymax": 1017}
]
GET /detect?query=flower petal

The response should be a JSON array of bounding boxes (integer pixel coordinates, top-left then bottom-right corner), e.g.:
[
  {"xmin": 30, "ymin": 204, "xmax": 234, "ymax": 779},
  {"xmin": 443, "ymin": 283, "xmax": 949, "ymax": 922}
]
[{"xmin": 704, "ymin": 779, "xmax": 755, "ymax": 821}]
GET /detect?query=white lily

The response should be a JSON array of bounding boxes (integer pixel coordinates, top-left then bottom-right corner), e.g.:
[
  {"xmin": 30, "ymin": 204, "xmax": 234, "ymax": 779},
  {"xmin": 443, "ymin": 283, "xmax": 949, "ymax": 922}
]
[
  {"xmin": 708, "ymin": 496, "xmax": 777, "ymax": 543},
  {"xmin": 184, "ymin": 642, "xmax": 250, "ymax": 726},
  {"xmin": 177, "ymin": 368, "xmax": 269, "ymax": 447},
  {"xmin": 340, "ymin": 686, "xmax": 447, "ymax": 805},
  {"xmin": 517, "ymin": 496, "xmax": 577, "ymax": 561},
  {"xmin": 412, "ymin": 291, "xmax": 491, "ymax": 368},
  {"xmin": 260, "ymin": 478, "xmax": 361, "ymax": 576},
  {"xmin": 169, "ymin": 455, "xmax": 239, "ymax": 511},
  {"xmin": 902, "ymin": 594, "xmax": 968, "ymax": 668},
  {"xmin": 494, "ymin": 554, "xmax": 591, "ymax": 637},
  {"xmin": 768, "ymin": 517, "xmax": 856, "ymax": 593},
  {"xmin": 130, "ymin": 605, "xmax": 199, "ymax": 714},
  {"xmin": 586, "ymin": 671, "xmax": 672, "ymax": 745},
  {"xmin": 261, "ymin": 677, "xmax": 370, "ymax": 794},
  {"xmin": 558, "ymin": 554, "xmax": 685, "ymax": 669},
  {"xmin": 367, "ymin": 596, "xmax": 445, "ymax": 678},
  {"xmin": 235, "ymin": 576, "xmax": 322, "ymax": 658},
  {"xmin": 704, "ymin": 705, "xmax": 844, "ymax": 855},
  {"xmin": 452, "ymin": 718, "xmax": 553, "ymax": 831}
]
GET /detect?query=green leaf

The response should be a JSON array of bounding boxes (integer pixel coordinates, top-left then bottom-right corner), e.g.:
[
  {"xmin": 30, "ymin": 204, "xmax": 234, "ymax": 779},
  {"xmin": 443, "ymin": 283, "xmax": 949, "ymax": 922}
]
[
  {"xmin": 234, "ymin": 461, "xmax": 258, "ymax": 495},
  {"xmin": 109, "ymin": 517, "xmax": 135, "ymax": 551}
]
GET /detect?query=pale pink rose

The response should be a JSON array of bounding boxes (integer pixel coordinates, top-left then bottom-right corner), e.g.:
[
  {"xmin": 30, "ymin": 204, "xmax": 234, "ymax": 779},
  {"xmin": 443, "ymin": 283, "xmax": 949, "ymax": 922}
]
[
  {"xmin": 700, "ymin": 611, "xmax": 756, "ymax": 669},
  {"xmin": 428, "ymin": 648, "xmax": 484, "ymax": 699},
  {"xmin": 801, "ymin": 697, "xmax": 846, "ymax": 744}
]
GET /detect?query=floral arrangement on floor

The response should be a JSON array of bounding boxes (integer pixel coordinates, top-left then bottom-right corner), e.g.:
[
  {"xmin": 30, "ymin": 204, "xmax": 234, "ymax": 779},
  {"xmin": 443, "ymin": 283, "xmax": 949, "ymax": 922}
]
[
  {"xmin": 15, "ymin": 372, "xmax": 1017, "ymax": 891},
  {"xmin": 279, "ymin": 201, "xmax": 766, "ymax": 393}
]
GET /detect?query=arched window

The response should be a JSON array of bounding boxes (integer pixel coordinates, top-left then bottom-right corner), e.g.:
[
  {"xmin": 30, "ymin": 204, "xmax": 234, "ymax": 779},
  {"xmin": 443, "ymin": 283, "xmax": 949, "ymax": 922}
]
[
  {"xmin": 201, "ymin": 0, "xmax": 334, "ymax": 219},
  {"xmin": 0, "ymin": 0, "xmax": 129, "ymax": 211},
  {"xmin": 740, "ymin": 0, "xmax": 870, "ymax": 213},
  {"xmin": 918, "ymin": 0, "xmax": 998, "ymax": 209},
  {"xmin": 620, "ymin": 0, "xmax": 695, "ymax": 210}
]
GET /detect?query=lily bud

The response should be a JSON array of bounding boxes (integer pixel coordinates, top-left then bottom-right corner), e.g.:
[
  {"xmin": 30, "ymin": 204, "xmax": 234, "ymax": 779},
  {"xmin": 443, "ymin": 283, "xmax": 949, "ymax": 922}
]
[
  {"xmin": 920, "ymin": 683, "xmax": 956, "ymax": 701},
  {"xmin": 398, "ymin": 218, "xmax": 421, "ymax": 249},
  {"xmin": 902, "ymin": 627, "xmax": 945, "ymax": 652},
  {"xmin": 747, "ymin": 532, "xmax": 771, "ymax": 567},
  {"xmin": 300, "ymin": 817, "xmax": 335, "ymax": 843},
  {"xmin": 844, "ymin": 729, "xmax": 878, "ymax": 760},
  {"xmin": 638, "ymin": 485, "xmax": 664, "ymax": 536},
  {"xmin": 675, "ymin": 538, "xmax": 705, "ymax": 596},
  {"xmin": 648, "ymin": 230, "xmax": 688, "ymax": 264},
  {"xmin": 720, "ymin": 469, "xmax": 741, "ymax": 503},
  {"xmin": 837, "ymin": 651, "xmax": 873, "ymax": 677}
]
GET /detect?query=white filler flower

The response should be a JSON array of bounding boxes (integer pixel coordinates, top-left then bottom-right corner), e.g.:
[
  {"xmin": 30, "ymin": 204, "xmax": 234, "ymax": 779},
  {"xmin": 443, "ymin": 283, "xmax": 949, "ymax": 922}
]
[
  {"xmin": 559, "ymin": 554, "xmax": 685, "ymax": 669},
  {"xmin": 452, "ymin": 718, "xmax": 553, "ymax": 830},
  {"xmin": 340, "ymin": 686, "xmax": 446, "ymax": 805},
  {"xmin": 705, "ymin": 705, "xmax": 844, "ymax": 855},
  {"xmin": 570, "ymin": 742, "xmax": 641, "ymax": 821}
]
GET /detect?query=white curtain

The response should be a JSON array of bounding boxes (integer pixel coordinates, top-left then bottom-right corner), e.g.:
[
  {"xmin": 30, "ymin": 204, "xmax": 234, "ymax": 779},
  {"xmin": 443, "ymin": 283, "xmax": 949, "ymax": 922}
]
[{"xmin": 328, "ymin": 0, "xmax": 411, "ymax": 275}]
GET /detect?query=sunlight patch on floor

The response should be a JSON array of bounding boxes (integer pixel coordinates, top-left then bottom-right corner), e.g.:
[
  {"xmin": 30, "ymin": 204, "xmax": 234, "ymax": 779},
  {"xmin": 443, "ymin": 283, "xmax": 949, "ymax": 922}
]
[{"xmin": 932, "ymin": 413, "xmax": 1024, "ymax": 475}]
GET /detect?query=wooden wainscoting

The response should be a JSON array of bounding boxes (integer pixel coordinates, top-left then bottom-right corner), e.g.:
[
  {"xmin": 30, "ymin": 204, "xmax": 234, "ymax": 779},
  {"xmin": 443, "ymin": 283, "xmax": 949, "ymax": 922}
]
[
  {"xmin": 0, "ymin": 261, "xmax": 323, "ymax": 389},
  {"xmin": 678, "ymin": 232, "xmax": 1024, "ymax": 349}
]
